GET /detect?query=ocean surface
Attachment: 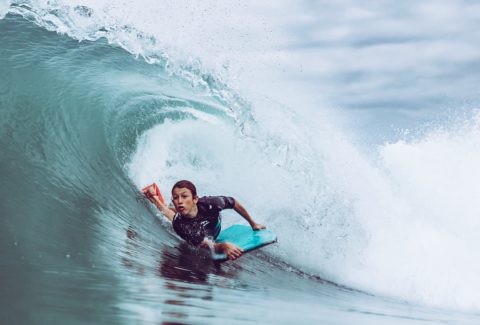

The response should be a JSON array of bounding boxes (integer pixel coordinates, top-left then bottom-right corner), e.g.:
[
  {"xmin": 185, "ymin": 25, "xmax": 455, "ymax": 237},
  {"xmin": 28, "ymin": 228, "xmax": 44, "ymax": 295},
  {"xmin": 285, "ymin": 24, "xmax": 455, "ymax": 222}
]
[{"xmin": 2, "ymin": 1, "xmax": 480, "ymax": 324}]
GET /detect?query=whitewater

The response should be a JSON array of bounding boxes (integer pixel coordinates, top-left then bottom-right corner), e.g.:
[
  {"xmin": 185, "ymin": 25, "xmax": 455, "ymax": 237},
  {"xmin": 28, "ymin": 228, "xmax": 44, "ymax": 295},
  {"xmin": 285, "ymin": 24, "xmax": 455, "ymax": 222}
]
[{"xmin": 1, "ymin": 1, "xmax": 480, "ymax": 324}]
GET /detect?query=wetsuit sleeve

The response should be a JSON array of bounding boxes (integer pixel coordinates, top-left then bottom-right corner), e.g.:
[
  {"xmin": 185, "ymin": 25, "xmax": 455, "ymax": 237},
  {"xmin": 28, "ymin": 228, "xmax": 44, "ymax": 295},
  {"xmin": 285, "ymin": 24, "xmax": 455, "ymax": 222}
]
[{"xmin": 204, "ymin": 196, "xmax": 235, "ymax": 211}]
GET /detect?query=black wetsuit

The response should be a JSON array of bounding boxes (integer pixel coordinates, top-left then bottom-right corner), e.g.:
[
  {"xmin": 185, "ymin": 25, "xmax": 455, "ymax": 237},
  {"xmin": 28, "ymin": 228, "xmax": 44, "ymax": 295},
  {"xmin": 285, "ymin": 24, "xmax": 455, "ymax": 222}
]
[{"xmin": 172, "ymin": 196, "xmax": 235, "ymax": 246}]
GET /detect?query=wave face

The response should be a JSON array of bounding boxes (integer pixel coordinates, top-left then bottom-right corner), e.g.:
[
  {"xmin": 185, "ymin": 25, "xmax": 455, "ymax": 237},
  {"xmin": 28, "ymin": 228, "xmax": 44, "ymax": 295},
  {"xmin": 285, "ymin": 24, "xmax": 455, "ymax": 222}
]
[{"xmin": 2, "ymin": 1, "xmax": 480, "ymax": 324}]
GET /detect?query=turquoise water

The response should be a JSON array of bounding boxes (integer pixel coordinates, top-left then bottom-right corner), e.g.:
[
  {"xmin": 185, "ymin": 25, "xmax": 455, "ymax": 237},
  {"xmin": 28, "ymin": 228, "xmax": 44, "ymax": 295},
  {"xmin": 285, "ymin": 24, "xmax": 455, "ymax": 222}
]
[{"xmin": 2, "ymin": 3, "xmax": 480, "ymax": 324}]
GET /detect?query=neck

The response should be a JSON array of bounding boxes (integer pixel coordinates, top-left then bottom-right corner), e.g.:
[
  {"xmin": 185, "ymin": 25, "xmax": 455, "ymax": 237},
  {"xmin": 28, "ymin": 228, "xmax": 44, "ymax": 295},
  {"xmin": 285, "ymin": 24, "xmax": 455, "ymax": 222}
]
[{"xmin": 183, "ymin": 205, "xmax": 198, "ymax": 218}]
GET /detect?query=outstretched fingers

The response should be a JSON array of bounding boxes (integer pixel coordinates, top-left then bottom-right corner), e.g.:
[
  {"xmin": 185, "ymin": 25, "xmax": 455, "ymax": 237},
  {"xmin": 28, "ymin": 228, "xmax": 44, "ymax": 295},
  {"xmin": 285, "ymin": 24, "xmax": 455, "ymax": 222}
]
[
  {"xmin": 252, "ymin": 223, "xmax": 266, "ymax": 230},
  {"xmin": 229, "ymin": 249, "xmax": 241, "ymax": 260},
  {"xmin": 225, "ymin": 243, "xmax": 244, "ymax": 260}
]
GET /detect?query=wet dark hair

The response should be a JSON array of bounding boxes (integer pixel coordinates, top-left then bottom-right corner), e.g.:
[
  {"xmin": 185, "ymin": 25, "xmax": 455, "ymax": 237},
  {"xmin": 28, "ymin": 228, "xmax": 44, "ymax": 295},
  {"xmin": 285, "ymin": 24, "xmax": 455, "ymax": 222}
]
[{"xmin": 171, "ymin": 180, "xmax": 197, "ymax": 197}]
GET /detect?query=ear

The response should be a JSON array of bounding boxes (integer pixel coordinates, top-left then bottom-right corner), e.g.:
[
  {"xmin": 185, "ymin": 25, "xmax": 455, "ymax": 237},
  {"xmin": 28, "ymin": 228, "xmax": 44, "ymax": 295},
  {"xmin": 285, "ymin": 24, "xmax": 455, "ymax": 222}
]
[{"xmin": 193, "ymin": 196, "xmax": 199, "ymax": 204}]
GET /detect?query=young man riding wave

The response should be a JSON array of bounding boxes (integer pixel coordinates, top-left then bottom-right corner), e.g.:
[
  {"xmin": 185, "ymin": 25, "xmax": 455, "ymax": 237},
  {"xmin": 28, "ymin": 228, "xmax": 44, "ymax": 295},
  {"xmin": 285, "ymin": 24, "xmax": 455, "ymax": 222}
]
[{"xmin": 144, "ymin": 180, "xmax": 266, "ymax": 260}]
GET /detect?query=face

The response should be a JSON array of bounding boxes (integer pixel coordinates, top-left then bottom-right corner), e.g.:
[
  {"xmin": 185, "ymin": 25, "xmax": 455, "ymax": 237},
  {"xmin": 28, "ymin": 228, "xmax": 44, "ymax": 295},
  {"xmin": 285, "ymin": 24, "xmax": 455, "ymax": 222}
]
[{"xmin": 172, "ymin": 187, "xmax": 198, "ymax": 216}]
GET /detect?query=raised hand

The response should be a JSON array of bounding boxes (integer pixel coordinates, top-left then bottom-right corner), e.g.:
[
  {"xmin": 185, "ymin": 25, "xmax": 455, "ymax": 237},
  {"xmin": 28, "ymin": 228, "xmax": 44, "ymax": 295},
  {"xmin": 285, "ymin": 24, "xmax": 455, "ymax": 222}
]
[{"xmin": 143, "ymin": 186, "xmax": 156, "ymax": 200}]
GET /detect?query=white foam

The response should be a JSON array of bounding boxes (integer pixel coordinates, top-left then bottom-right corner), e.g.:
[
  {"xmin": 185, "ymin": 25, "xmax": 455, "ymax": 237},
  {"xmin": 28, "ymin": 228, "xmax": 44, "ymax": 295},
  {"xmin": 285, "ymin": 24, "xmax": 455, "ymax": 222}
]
[
  {"xmin": 0, "ymin": 0, "xmax": 11, "ymax": 19},
  {"xmin": 298, "ymin": 112, "xmax": 480, "ymax": 311}
]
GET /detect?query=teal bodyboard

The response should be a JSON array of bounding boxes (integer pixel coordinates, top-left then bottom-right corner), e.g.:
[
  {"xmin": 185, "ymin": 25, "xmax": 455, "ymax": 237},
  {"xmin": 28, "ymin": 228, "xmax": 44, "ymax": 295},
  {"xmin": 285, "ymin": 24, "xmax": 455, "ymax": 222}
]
[{"xmin": 212, "ymin": 224, "xmax": 277, "ymax": 261}]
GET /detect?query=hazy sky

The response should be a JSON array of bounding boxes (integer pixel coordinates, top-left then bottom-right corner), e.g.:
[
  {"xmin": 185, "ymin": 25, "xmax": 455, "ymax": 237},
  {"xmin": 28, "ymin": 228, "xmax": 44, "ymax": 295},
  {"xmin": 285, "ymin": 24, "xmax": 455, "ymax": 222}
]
[{"xmin": 279, "ymin": 0, "xmax": 480, "ymax": 115}]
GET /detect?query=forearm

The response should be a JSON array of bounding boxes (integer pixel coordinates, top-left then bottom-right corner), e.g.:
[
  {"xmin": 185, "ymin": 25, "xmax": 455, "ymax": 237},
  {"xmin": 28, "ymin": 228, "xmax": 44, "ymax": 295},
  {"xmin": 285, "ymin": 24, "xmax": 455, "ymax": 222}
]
[
  {"xmin": 233, "ymin": 200, "xmax": 256, "ymax": 226},
  {"xmin": 201, "ymin": 239, "xmax": 243, "ymax": 259},
  {"xmin": 200, "ymin": 238, "xmax": 221, "ymax": 253},
  {"xmin": 151, "ymin": 196, "xmax": 175, "ymax": 222},
  {"xmin": 200, "ymin": 238, "xmax": 216, "ymax": 250}
]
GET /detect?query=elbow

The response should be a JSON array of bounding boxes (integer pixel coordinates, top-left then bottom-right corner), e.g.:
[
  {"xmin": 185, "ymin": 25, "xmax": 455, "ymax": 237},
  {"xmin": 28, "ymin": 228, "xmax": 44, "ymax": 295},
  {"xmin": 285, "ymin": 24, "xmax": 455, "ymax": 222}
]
[{"xmin": 233, "ymin": 198, "xmax": 241, "ymax": 209}]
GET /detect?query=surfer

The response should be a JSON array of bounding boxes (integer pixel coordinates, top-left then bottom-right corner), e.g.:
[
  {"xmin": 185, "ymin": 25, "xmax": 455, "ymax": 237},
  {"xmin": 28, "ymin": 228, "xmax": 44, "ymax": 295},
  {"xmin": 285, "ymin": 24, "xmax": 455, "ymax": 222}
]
[{"xmin": 143, "ymin": 180, "xmax": 266, "ymax": 260}]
